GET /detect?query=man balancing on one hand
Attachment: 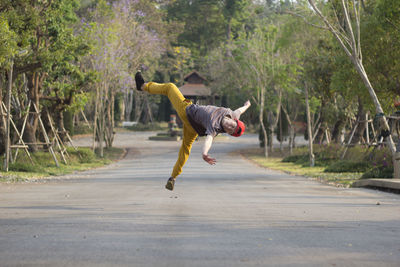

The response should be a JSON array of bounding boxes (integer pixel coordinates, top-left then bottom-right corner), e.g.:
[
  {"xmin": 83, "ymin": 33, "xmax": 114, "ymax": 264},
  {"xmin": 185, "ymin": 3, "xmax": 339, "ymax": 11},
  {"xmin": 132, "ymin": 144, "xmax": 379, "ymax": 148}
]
[{"xmin": 135, "ymin": 71, "xmax": 251, "ymax": 191}]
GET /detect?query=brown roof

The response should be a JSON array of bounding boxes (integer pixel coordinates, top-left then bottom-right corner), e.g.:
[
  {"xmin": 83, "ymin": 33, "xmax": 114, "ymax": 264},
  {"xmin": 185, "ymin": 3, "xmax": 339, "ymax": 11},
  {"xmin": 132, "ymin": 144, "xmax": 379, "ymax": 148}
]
[
  {"xmin": 184, "ymin": 70, "xmax": 207, "ymax": 82},
  {"xmin": 179, "ymin": 83, "xmax": 211, "ymax": 96}
]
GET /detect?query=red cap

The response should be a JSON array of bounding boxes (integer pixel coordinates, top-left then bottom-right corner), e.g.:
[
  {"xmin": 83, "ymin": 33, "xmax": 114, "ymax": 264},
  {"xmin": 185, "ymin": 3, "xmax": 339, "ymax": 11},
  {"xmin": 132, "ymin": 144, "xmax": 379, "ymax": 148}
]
[{"xmin": 232, "ymin": 119, "xmax": 245, "ymax": 137}]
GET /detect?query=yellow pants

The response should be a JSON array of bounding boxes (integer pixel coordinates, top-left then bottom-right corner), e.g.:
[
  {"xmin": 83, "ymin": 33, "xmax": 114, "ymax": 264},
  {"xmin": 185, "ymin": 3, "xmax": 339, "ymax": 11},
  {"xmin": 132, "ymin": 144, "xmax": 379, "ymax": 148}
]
[{"xmin": 144, "ymin": 82, "xmax": 198, "ymax": 178}]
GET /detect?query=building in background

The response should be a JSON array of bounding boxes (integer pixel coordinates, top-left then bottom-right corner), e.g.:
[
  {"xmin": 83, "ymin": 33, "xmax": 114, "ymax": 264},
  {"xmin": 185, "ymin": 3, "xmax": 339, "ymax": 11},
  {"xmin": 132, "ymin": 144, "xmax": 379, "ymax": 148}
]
[{"xmin": 179, "ymin": 71, "xmax": 212, "ymax": 105}]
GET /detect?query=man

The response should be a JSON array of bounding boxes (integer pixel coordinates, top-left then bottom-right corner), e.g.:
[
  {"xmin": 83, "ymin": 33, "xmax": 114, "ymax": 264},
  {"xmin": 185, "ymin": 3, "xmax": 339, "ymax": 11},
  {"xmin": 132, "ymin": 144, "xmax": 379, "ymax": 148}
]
[{"xmin": 135, "ymin": 71, "xmax": 251, "ymax": 190}]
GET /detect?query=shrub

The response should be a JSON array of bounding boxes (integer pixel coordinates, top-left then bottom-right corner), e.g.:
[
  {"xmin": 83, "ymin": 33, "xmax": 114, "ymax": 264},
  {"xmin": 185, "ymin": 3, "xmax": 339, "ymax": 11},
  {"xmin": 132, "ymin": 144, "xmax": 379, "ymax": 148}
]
[
  {"xmin": 281, "ymin": 144, "xmax": 394, "ymax": 177},
  {"xmin": 67, "ymin": 147, "xmax": 96, "ymax": 163},
  {"xmin": 343, "ymin": 145, "xmax": 369, "ymax": 162},
  {"xmin": 282, "ymin": 154, "xmax": 308, "ymax": 163},
  {"xmin": 361, "ymin": 166, "xmax": 393, "ymax": 179},
  {"xmin": 324, "ymin": 160, "xmax": 370, "ymax": 173},
  {"xmin": 32, "ymin": 152, "xmax": 59, "ymax": 167},
  {"xmin": 314, "ymin": 144, "xmax": 343, "ymax": 161},
  {"xmin": 127, "ymin": 122, "xmax": 164, "ymax": 131},
  {"xmin": 9, "ymin": 162, "xmax": 45, "ymax": 173},
  {"xmin": 365, "ymin": 146, "xmax": 392, "ymax": 169},
  {"xmin": 290, "ymin": 145, "xmax": 309, "ymax": 156}
]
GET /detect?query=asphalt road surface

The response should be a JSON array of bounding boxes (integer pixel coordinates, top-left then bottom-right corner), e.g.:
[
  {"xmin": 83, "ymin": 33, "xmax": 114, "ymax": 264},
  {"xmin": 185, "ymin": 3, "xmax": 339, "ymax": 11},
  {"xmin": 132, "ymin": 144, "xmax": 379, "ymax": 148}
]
[{"xmin": 0, "ymin": 132, "xmax": 399, "ymax": 267}]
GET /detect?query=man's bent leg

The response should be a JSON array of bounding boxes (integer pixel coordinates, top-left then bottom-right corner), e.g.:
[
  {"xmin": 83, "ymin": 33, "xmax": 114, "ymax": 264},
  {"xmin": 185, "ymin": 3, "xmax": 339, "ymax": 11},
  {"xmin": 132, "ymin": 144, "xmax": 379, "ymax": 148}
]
[{"xmin": 171, "ymin": 125, "xmax": 198, "ymax": 179}]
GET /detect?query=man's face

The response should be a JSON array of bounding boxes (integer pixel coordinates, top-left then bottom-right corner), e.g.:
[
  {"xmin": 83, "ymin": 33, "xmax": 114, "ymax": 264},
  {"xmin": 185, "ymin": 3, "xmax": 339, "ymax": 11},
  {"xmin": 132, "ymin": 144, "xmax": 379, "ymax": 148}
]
[{"xmin": 222, "ymin": 117, "xmax": 237, "ymax": 135}]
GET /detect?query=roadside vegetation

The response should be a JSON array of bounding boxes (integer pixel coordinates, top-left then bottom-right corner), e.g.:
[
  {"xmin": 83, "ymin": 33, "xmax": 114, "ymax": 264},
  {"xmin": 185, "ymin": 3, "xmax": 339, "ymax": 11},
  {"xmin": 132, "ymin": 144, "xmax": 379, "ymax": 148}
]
[
  {"xmin": 125, "ymin": 122, "xmax": 168, "ymax": 132},
  {"xmin": 0, "ymin": 147, "xmax": 125, "ymax": 182},
  {"xmin": 241, "ymin": 144, "xmax": 393, "ymax": 187}
]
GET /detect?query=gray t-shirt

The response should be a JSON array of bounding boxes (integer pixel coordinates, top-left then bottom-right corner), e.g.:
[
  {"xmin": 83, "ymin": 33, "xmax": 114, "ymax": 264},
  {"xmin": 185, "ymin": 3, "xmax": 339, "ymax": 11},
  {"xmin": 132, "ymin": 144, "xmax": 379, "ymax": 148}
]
[{"xmin": 186, "ymin": 104, "xmax": 234, "ymax": 136}]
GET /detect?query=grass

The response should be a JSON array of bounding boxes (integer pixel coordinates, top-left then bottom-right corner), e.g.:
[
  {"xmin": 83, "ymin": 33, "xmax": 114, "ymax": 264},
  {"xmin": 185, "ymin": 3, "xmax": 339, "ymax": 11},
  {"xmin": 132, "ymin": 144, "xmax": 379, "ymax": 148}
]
[
  {"xmin": 0, "ymin": 146, "xmax": 125, "ymax": 183},
  {"xmin": 126, "ymin": 122, "xmax": 168, "ymax": 132},
  {"xmin": 240, "ymin": 147, "xmax": 363, "ymax": 187}
]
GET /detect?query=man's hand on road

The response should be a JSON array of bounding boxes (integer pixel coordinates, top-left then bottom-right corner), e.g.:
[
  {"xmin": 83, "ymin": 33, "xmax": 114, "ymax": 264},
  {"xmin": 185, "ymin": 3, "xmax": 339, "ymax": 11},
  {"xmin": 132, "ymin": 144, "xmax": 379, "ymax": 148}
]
[{"xmin": 202, "ymin": 154, "xmax": 216, "ymax": 165}]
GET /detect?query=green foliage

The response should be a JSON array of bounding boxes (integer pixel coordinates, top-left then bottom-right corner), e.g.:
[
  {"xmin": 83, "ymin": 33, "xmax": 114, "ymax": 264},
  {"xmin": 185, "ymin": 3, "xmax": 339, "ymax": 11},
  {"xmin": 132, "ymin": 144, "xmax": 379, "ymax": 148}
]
[
  {"xmin": 67, "ymin": 147, "xmax": 96, "ymax": 163},
  {"xmin": 0, "ymin": 146, "xmax": 123, "ymax": 181},
  {"xmin": 246, "ymin": 147, "xmax": 363, "ymax": 187},
  {"xmin": 365, "ymin": 146, "xmax": 393, "ymax": 169},
  {"xmin": 314, "ymin": 144, "xmax": 343, "ymax": 161},
  {"xmin": 0, "ymin": 0, "xmax": 93, "ymax": 140},
  {"xmin": 9, "ymin": 162, "xmax": 45, "ymax": 173},
  {"xmin": 281, "ymin": 143, "xmax": 394, "ymax": 178},
  {"xmin": 343, "ymin": 145, "xmax": 369, "ymax": 162},
  {"xmin": 282, "ymin": 154, "xmax": 309, "ymax": 164},
  {"xmin": 41, "ymin": 0, "xmax": 93, "ymax": 110},
  {"xmin": 32, "ymin": 152, "xmax": 61, "ymax": 167},
  {"xmin": 324, "ymin": 161, "xmax": 370, "ymax": 173},
  {"xmin": 166, "ymin": 0, "xmax": 231, "ymax": 58},
  {"xmin": 0, "ymin": 15, "xmax": 17, "ymax": 66},
  {"xmin": 126, "ymin": 122, "xmax": 165, "ymax": 132},
  {"xmin": 361, "ymin": 166, "xmax": 393, "ymax": 179}
]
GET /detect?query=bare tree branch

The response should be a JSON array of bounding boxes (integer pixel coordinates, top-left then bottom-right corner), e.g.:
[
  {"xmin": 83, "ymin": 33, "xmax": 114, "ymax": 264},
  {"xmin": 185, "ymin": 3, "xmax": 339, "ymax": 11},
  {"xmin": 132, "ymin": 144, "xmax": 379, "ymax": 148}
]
[
  {"xmin": 341, "ymin": 0, "xmax": 358, "ymax": 57},
  {"xmin": 282, "ymin": 10, "xmax": 328, "ymax": 30},
  {"xmin": 332, "ymin": 7, "xmax": 352, "ymax": 47},
  {"xmin": 353, "ymin": 0, "xmax": 362, "ymax": 61},
  {"xmin": 308, "ymin": 0, "xmax": 352, "ymax": 58}
]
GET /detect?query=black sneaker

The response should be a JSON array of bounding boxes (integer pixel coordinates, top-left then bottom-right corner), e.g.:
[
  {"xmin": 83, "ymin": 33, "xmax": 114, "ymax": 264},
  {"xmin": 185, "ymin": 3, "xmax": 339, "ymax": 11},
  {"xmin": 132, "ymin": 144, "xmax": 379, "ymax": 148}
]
[
  {"xmin": 165, "ymin": 177, "xmax": 175, "ymax": 191},
  {"xmin": 135, "ymin": 71, "xmax": 145, "ymax": 91}
]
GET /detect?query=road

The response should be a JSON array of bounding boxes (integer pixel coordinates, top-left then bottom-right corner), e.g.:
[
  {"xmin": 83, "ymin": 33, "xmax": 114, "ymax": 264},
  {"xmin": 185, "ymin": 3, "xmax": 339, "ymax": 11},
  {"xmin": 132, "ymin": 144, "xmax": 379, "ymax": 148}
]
[{"xmin": 0, "ymin": 132, "xmax": 399, "ymax": 267}]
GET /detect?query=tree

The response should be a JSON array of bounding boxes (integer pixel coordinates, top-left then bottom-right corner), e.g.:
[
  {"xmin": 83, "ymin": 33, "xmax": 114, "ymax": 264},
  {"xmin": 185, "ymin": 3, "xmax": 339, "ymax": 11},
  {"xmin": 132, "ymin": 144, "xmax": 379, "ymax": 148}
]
[
  {"xmin": 0, "ymin": 0, "xmax": 92, "ymax": 151},
  {"xmin": 166, "ymin": 0, "xmax": 225, "ymax": 58},
  {"xmin": 39, "ymin": 0, "xmax": 92, "ymax": 139},
  {"xmin": 0, "ymin": 14, "xmax": 18, "ymax": 153},
  {"xmin": 84, "ymin": 0, "xmax": 166, "ymax": 156},
  {"xmin": 232, "ymin": 23, "xmax": 284, "ymax": 157},
  {"xmin": 308, "ymin": 0, "xmax": 400, "ymax": 177}
]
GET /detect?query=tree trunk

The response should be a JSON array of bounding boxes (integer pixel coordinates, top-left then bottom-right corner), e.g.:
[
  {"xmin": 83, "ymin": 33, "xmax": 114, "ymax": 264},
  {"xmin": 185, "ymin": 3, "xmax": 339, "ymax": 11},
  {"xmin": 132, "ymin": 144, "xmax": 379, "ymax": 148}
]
[
  {"xmin": 282, "ymin": 106, "xmax": 295, "ymax": 155},
  {"xmin": 351, "ymin": 97, "xmax": 366, "ymax": 144},
  {"xmin": 54, "ymin": 109, "xmax": 65, "ymax": 141},
  {"xmin": 314, "ymin": 100, "xmax": 326, "ymax": 144},
  {"xmin": 92, "ymin": 86, "xmax": 99, "ymax": 152},
  {"xmin": 267, "ymin": 89, "xmax": 282, "ymax": 153},
  {"xmin": 0, "ymin": 74, "xmax": 6, "ymax": 155},
  {"xmin": 260, "ymin": 87, "xmax": 268, "ymax": 157},
  {"xmin": 331, "ymin": 114, "xmax": 346, "ymax": 143},
  {"xmin": 305, "ymin": 83, "xmax": 315, "ymax": 167},
  {"xmin": 25, "ymin": 72, "xmax": 41, "ymax": 152},
  {"xmin": 289, "ymin": 126, "xmax": 295, "ymax": 155},
  {"xmin": 279, "ymin": 109, "xmax": 283, "ymax": 152},
  {"xmin": 134, "ymin": 93, "xmax": 143, "ymax": 122},
  {"xmin": 105, "ymin": 90, "xmax": 115, "ymax": 148},
  {"xmin": 143, "ymin": 95, "xmax": 153, "ymax": 124}
]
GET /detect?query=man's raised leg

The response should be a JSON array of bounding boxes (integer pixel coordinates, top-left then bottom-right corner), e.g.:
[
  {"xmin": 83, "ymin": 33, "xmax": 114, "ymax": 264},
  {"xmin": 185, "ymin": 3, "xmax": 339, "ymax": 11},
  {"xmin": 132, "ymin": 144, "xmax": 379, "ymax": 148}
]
[{"xmin": 143, "ymin": 82, "xmax": 189, "ymax": 115}]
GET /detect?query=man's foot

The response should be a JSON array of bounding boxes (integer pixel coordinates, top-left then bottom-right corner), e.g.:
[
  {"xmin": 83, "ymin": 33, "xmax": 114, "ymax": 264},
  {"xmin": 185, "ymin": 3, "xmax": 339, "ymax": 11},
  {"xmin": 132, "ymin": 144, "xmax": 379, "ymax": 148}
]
[
  {"xmin": 135, "ymin": 71, "xmax": 145, "ymax": 91},
  {"xmin": 165, "ymin": 177, "xmax": 175, "ymax": 191}
]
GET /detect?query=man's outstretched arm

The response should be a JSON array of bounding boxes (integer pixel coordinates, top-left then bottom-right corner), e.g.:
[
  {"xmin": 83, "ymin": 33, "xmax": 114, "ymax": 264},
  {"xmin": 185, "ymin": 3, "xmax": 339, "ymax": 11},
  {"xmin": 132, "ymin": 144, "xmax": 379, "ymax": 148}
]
[
  {"xmin": 202, "ymin": 135, "xmax": 216, "ymax": 165},
  {"xmin": 232, "ymin": 100, "xmax": 251, "ymax": 119}
]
